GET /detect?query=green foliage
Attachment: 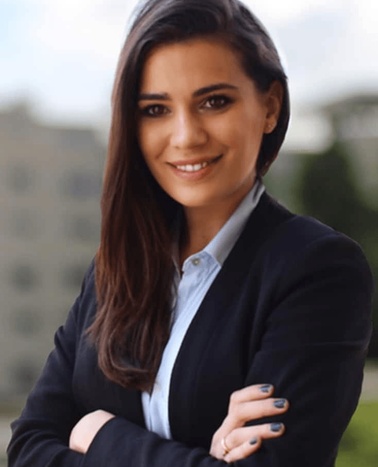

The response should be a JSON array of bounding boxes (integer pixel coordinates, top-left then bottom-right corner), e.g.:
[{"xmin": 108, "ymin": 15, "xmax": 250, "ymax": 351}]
[
  {"xmin": 296, "ymin": 142, "xmax": 378, "ymax": 356},
  {"xmin": 337, "ymin": 401, "xmax": 378, "ymax": 467},
  {"xmin": 297, "ymin": 142, "xmax": 377, "ymax": 237}
]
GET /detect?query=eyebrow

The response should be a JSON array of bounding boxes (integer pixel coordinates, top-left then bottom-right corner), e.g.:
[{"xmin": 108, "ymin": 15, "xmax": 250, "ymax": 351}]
[
  {"xmin": 193, "ymin": 83, "xmax": 238, "ymax": 97},
  {"xmin": 138, "ymin": 83, "xmax": 238, "ymax": 101}
]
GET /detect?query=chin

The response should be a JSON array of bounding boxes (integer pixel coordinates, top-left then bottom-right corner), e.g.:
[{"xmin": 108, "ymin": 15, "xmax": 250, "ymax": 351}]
[{"xmin": 165, "ymin": 188, "xmax": 213, "ymax": 208}]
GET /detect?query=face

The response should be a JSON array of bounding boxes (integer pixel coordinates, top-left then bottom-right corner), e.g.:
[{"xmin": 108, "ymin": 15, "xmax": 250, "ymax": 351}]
[{"xmin": 137, "ymin": 38, "xmax": 281, "ymax": 213}]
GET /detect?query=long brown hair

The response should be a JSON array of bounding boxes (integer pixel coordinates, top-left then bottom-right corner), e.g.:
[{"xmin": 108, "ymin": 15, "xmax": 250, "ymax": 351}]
[{"xmin": 89, "ymin": 0, "xmax": 291, "ymax": 391}]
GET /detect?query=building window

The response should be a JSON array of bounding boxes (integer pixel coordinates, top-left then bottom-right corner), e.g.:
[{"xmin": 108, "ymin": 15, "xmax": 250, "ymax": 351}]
[
  {"xmin": 61, "ymin": 263, "xmax": 87, "ymax": 290},
  {"xmin": 9, "ymin": 210, "xmax": 37, "ymax": 238},
  {"xmin": 7, "ymin": 165, "xmax": 33, "ymax": 193},
  {"xmin": 11, "ymin": 308, "xmax": 41, "ymax": 336},
  {"xmin": 11, "ymin": 360, "xmax": 39, "ymax": 394},
  {"xmin": 9, "ymin": 264, "xmax": 38, "ymax": 291},
  {"xmin": 67, "ymin": 216, "xmax": 99, "ymax": 242},
  {"xmin": 61, "ymin": 171, "xmax": 101, "ymax": 199}
]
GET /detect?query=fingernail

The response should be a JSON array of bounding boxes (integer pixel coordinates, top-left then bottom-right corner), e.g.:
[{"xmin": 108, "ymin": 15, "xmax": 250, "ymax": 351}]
[
  {"xmin": 249, "ymin": 438, "xmax": 258, "ymax": 445},
  {"xmin": 273, "ymin": 399, "xmax": 287, "ymax": 409},
  {"xmin": 270, "ymin": 422, "xmax": 284, "ymax": 433},
  {"xmin": 259, "ymin": 384, "xmax": 273, "ymax": 393}
]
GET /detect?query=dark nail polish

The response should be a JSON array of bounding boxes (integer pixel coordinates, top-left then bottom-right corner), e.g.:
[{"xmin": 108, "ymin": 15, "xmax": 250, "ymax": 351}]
[
  {"xmin": 249, "ymin": 438, "xmax": 258, "ymax": 446},
  {"xmin": 270, "ymin": 423, "xmax": 283, "ymax": 433},
  {"xmin": 259, "ymin": 384, "xmax": 273, "ymax": 393},
  {"xmin": 273, "ymin": 399, "xmax": 286, "ymax": 409}
]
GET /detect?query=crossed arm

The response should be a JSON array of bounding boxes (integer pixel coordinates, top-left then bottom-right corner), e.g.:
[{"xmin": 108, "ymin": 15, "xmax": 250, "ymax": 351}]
[
  {"xmin": 68, "ymin": 384, "xmax": 288, "ymax": 462},
  {"xmin": 8, "ymin": 234, "xmax": 373, "ymax": 467}
]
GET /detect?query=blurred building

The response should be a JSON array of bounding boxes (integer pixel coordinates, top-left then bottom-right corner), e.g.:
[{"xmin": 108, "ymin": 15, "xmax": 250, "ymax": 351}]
[
  {"xmin": 321, "ymin": 93, "xmax": 378, "ymax": 207},
  {"xmin": 267, "ymin": 92, "xmax": 378, "ymax": 210},
  {"xmin": 0, "ymin": 102, "xmax": 105, "ymax": 400}
]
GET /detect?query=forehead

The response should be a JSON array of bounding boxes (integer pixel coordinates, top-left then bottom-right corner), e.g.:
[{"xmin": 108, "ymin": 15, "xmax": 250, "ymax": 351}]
[{"xmin": 139, "ymin": 38, "xmax": 247, "ymax": 91}]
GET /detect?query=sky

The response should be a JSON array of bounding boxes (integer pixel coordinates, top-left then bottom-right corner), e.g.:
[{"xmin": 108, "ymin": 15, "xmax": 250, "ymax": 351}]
[{"xmin": 1, "ymin": 0, "xmax": 378, "ymax": 135}]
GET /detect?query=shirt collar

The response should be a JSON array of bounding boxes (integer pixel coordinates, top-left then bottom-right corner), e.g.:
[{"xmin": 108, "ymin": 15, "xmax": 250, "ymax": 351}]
[
  {"xmin": 173, "ymin": 178, "xmax": 265, "ymax": 271},
  {"xmin": 203, "ymin": 178, "xmax": 265, "ymax": 266}
]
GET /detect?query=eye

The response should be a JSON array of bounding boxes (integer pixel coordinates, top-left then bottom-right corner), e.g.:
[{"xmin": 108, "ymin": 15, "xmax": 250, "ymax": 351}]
[
  {"xmin": 140, "ymin": 104, "xmax": 168, "ymax": 117},
  {"xmin": 202, "ymin": 94, "xmax": 233, "ymax": 110}
]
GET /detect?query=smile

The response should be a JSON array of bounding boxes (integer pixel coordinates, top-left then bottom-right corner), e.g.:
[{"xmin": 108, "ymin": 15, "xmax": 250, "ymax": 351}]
[
  {"xmin": 170, "ymin": 155, "xmax": 222, "ymax": 173},
  {"xmin": 175, "ymin": 161, "xmax": 209, "ymax": 172}
]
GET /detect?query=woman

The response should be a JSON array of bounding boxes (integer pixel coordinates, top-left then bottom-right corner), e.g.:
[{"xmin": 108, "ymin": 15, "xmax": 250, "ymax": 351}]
[{"xmin": 8, "ymin": 0, "xmax": 373, "ymax": 466}]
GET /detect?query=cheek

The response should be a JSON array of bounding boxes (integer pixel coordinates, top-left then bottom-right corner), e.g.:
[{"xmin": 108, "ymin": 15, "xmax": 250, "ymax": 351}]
[
  {"xmin": 235, "ymin": 116, "xmax": 266, "ymax": 155},
  {"xmin": 211, "ymin": 107, "xmax": 265, "ymax": 148},
  {"xmin": 138, "ymin": 135, "xmax": 156, "ymax": 172},
  {"xmin": 138, "ymin": 122, "xmax": 167, "ymax": 164},
  {"xmin": 207, "ymin": 118, "xmax": 241, "ymax": 146},
  {"xmin": 212, "ymin": 120, "xmax": 258, "ymax": 156},
  {"xmin": 137, "ymin": 124, "xmax": 151, "ymax": 159}
]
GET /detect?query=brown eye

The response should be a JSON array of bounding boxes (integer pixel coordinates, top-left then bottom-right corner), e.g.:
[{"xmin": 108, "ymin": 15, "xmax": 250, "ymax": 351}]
[
  {"xmin": 141, "ymin": 104, "xmax": 168, "ymax": 117},
  {"xmin": 203, "ymin": 95, "xmax": 232, "ymax": 110}
]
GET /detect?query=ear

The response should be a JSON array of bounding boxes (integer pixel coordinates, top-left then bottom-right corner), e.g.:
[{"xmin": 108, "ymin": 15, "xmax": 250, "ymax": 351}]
[{"xmin": 264, "ymin": 81, "xmax": 284, "ymax": 134}]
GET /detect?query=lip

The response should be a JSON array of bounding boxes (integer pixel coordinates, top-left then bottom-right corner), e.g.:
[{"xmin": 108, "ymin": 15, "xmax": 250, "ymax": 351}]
[
  {"xmin": 168, "ymin": 155, "xmax": 221, "ymax": 167},
  {"xmin": 167, "ymin": 154, "xmax": 223, "ymax": 181}
]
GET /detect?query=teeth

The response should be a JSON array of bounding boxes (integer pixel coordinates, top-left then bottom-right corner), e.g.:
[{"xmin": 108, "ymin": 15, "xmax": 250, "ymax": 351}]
[{"xmin": 175, "ymin": 161, "xmax": 209, "ymax": 172}]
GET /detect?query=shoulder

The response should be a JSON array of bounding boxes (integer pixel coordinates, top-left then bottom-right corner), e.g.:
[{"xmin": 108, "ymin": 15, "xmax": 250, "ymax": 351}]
[
  {"xmin": 259, "ymin": 192, "xmax": 366, "ymax": 255},
  {"xmin": 245, "ymin": 191, "xmax": 353, "ymax": 254},
  {"xmin": 251, "ymin": 194, "xmax": 373, "ymax": 289},
  {"xmin": 66, "ymin": 258, "xmax": 97, "ymax": 334},
  {"xmin": 254, "ymin": 193, "xmax": 373, "ymax": 292},
  {"xmin": 235, "ymin": 192, "xmax": 372, "ymax": 286}
]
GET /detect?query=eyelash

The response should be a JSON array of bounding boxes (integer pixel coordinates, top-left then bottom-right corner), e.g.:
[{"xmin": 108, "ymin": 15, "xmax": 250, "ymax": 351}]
[
  {"xmin": 201, "ymin": 94, "xmax": 233, "ymax": 110},
  {"xmin": 139, "ymin": 104, "xmax": 168, "ymax": 118},
  {"xmin": 139, "ymin": 94, "xmax": 234, "ymax": 118}
]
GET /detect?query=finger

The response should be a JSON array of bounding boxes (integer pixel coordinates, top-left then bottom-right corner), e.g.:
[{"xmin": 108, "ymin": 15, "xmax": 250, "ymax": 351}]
[
  {"xmin": 226, "ymin": 384, "xmax": 276, "ymax": 427},
  {"xmin": 229, "ymin": 384, "xmax": 275, "ymax": 406},
  {"xmin": 227, "ymin": 422, "xmax": 286, "ymax": 447},
  {"xmin": 226, "ymin": 397, "xmax": 289, "ymax": 426},
  {"xmin": 211, "ymin": 420, "xmax": 286, "ymax": 459},
  {"xmin": 223, "ymin": 423, "xmax": 286, "ymax": 462},
  {"xmin": 223, "ymin": 437, "xmax": 262, "ymax": 463}
]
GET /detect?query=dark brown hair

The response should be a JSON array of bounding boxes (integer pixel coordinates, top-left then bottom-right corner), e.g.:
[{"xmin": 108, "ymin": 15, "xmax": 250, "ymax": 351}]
[{"xmin": 90, "ymin": 0, "xmax": 290, "ymax": 391}]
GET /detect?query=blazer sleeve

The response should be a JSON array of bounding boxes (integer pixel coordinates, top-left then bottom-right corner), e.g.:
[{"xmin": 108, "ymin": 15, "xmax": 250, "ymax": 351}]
[
  {"xmin": 6, "ymin": 263, "xmax": 96, "ymax": 467},
  {"xmin": 80, "ymin": 233, "xmax": 373, "ymax": 467},
  {"xmin": 8, "ymin": 234, "xmax": 373, "ymax": 467}
]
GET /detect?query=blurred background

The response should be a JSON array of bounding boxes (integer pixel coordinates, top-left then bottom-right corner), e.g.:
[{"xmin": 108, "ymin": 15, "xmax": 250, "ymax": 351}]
[{"xmin": 0, "ymin": 0, "xmax": 377, "ymax": 465}]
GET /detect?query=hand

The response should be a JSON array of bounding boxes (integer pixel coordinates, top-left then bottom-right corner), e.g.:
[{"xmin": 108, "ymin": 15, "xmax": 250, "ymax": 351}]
[
  {"xmin": 210, "ymin": 384, "xmax": 289, "ymax": 463},
  {"xmin": 69, "ymin": 409, "xmax": 115, "ymax": 454}
]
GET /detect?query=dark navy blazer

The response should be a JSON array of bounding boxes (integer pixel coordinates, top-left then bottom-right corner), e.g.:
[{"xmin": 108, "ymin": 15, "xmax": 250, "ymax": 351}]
[{"xmin": 8, "ymin": 193, "xmax": 373, "ymax": 467}]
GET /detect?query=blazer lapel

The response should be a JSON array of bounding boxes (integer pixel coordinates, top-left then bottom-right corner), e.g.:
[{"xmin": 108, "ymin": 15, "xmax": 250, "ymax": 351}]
[{"xmin": 168, "ymin": 193, "xmax": 293, "ymax": 445}]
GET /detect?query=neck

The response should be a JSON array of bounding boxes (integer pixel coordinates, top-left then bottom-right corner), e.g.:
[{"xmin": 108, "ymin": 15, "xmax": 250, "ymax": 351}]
[
  {"xmin": 179, "ymin": 181, "xmax": 255, "ymax": 265},
  {"xmin": 179, "ymin": 208, "xmax": 229, "ymax": 263}
]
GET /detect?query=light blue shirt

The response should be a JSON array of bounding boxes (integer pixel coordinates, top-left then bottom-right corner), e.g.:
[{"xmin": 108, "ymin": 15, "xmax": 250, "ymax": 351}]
[{"xmin": 142, "ymin": 180, "xmax": 265, "ymax": 439}]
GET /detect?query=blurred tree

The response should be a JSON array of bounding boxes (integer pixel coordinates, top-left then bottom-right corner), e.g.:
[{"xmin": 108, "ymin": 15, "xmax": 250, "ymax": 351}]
[{"xmin": 296, "ymin": 141, "xmax": 378, "ymax": 357}]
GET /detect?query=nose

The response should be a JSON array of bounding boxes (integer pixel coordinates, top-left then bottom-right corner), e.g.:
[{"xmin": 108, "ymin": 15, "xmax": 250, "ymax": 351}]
[{"xmin": 170, "ymin": 111, "xmax": 208, "ymax": 149}]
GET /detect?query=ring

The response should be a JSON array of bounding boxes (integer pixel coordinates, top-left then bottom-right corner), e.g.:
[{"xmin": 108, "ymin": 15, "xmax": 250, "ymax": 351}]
[{"xmin": 221, "ymin": 436, "xmax": 231, "ymax": 456}]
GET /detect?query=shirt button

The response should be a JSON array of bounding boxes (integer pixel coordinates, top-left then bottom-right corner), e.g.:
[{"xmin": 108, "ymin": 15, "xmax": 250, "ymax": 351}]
[{"xmin": 192, "ymin": 258, "xmax": 200, "ymax": 266}]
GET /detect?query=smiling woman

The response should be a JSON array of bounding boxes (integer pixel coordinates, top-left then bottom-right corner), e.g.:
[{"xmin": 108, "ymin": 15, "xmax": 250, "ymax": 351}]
[
  {"xmin": 138, "ymin": 39, "xmax": 282, "ymax": 223},
  {"xmin": 7, "ymin": 1, "xmax": 373, "ymax": 467}
]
